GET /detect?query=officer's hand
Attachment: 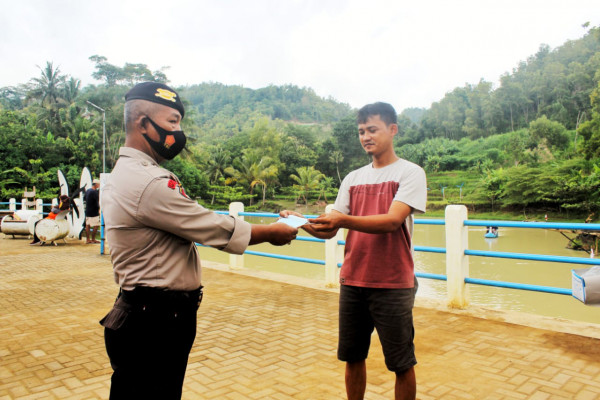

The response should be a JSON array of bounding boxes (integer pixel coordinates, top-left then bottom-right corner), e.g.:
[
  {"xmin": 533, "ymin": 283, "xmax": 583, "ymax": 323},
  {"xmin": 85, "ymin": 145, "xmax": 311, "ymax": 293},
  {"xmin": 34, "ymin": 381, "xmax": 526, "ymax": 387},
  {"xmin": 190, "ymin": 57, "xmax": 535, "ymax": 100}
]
[
  {"xmin": 268, "ymin": 222, "xmax": 298, "ymax": 246},
  {"xmin": 249, "ymin": 223, "xmax": 298, "ymax": 246}
]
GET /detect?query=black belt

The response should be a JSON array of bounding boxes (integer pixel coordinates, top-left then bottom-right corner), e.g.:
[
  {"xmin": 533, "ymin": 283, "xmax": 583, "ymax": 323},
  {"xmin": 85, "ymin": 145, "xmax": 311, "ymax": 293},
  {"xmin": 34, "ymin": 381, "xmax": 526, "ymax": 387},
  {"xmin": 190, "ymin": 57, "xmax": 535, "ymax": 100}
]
[{"xmin": 120, "ymin": 286, "xmax": 203, "ymax": 309}]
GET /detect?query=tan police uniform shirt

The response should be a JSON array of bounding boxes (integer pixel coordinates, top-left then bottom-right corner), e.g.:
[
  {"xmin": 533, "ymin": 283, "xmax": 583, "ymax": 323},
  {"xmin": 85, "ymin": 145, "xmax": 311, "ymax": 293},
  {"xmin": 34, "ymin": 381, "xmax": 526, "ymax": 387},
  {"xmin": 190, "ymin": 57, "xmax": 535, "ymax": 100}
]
[{"xmin": 100, "ymin": 147, "xmax": 252, "ymax": 291}]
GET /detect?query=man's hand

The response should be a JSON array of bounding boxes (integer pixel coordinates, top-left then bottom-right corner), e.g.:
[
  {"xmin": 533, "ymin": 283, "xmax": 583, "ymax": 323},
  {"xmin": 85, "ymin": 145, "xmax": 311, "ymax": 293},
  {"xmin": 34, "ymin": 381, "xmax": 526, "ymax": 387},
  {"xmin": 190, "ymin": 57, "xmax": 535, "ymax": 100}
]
[
  {"xmin": 280, "ymin": 209, "xmax": 340, "ymax": 239},
  {"xmin": 308, "ymin": 212, "xmax": 344, "ymax": 232},
  {"xmin": 309, "ymin": 202, "xmax": 413, "ymax": 234},
  {"xmin": 249, "ymin": 222, "xmax": 298, "ymax": 246}
]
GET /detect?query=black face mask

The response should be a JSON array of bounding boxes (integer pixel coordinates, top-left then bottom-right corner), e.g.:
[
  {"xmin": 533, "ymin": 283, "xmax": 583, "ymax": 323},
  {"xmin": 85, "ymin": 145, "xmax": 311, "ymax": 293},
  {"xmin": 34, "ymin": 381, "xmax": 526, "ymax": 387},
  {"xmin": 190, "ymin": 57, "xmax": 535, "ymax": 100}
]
[{"xmin": 143, "ymin": 116, "xmax": 187, "ymax": 160}]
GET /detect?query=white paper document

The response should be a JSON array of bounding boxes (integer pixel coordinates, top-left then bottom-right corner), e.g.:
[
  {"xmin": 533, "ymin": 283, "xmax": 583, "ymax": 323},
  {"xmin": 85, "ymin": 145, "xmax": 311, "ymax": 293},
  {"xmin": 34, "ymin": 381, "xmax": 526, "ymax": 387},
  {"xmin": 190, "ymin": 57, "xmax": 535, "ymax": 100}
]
[{"xmin": 278, "ymin": 215, "xmax": 309, "ymax": 228}]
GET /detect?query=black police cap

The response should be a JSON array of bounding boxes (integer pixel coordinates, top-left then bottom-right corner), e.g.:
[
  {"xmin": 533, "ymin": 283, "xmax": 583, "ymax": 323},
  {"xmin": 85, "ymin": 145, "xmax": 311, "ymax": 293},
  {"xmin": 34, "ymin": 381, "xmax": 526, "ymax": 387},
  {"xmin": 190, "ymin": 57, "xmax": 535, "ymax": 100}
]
[{"xmin": 125, "ymin": 82, "xmax": 185, "ymax": 118}]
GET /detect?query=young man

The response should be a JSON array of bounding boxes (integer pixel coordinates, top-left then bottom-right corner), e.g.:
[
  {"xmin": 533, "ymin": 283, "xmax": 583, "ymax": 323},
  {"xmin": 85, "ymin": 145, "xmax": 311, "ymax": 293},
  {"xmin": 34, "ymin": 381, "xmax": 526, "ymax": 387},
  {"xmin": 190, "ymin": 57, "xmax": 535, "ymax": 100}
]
[
  {"xmin": 100, "ymin": 82, "xmax": 298, "ymax": 399},
  {"xmin": 84, "ymin": 179, "xmax": 100, "ymax": 243},
  {"xmin": 282, "ymin": 102, "xmax": 426, "ymax": 400}
]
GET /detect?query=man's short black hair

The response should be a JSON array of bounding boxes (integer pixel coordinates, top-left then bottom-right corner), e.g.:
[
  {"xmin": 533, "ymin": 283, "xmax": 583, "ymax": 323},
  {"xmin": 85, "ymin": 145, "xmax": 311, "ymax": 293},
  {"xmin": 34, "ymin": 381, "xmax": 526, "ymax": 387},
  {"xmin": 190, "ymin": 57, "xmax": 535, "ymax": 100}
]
[{"xmin": 357, "ymin": 102, "xmax": 397, "ymax": 126}]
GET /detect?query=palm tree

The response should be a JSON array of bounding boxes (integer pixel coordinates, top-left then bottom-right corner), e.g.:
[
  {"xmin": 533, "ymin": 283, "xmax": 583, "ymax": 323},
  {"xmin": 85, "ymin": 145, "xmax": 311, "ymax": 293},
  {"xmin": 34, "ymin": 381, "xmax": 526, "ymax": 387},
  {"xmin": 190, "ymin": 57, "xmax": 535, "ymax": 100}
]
[
  {"xmin": 317, "ymin": 176, "xmax": 335, "ymax": 203},
  {"xmin": 207, "ymin": 147, "xmax": 231, "ymax": 184},
  {"xmin": 290, "ymin": 166, "xmax": 325, "ymax": 205},
  {"xmin": 225, "ymin": 154, "xmax": 278, "ymax": 206},
  {"xmin": 27, "ymin": 62, "xmax": 68, "ymax": 136},
  {"xmin": 61, "ymin": 77, "xmax": 81, "ymax": 105},
  {"xmin": 252, "ymin": 161, "xmax": 278, "ymax": 206},
  {"xmin": 28, "ymin": 62, "xmax": 65, "ymax": 106},
  {"xmin": 207, "ymin": 147, "xmax": 231, "ymax": 204},
  {"xmin": 329, "ymin": 150, "xmax": 344, "ymax": 184}
]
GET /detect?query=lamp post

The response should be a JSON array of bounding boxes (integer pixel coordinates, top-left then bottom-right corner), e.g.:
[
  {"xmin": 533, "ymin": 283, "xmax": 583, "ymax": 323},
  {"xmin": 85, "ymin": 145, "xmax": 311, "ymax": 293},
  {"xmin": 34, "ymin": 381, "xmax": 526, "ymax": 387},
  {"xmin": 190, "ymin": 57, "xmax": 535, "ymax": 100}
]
[{"xmin": 86, "ymin": 100, "xmax": 106, "ymax": 173}]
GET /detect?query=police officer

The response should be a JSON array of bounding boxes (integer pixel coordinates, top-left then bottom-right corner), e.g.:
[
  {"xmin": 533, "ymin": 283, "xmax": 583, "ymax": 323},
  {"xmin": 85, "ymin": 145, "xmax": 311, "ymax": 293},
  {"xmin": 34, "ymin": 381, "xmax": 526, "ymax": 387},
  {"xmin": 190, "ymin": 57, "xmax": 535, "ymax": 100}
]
[{"xmin": 100, "ymin": 82, "xmax": 298, "ymax": 399}]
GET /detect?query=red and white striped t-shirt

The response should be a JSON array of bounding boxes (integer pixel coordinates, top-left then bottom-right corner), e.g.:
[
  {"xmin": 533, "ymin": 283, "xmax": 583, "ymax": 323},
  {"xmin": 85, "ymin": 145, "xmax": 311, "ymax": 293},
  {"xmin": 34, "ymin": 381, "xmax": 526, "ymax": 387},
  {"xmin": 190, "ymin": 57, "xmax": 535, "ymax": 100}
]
[{"xmin": 333, "ymin": 159, "xmax": 427, "ymax": 289}]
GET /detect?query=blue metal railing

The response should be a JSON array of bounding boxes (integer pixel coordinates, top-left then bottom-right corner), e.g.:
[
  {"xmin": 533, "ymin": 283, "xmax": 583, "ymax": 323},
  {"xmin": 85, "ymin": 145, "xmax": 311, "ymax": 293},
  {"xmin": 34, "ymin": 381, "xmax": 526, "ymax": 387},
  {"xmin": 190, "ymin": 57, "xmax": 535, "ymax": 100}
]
[
  {"xmin": 465, "ymin": 249, "xmax": 600, "ymax": 266},
  {"xmin": 463, "ymin": 277, "xmax": 572, "ymax": 295},
  {"xmin": 194, "ymin": 210, "xmax": 600, "ymax": 297},
  {"xmin": 244, "ymin": 250, "xmax": 326, "ymax": 265},
  {"xmin": 465, "ymin": 219, "xmax": 600, "ymax": 231}
]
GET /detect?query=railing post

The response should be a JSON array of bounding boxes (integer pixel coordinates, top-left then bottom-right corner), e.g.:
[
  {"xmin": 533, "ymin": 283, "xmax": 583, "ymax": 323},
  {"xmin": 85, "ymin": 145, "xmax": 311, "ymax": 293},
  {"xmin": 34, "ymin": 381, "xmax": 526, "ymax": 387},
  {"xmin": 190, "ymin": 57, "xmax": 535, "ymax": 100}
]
[
  {"xmin": 324, "ymin": 204, "xmax": 342, "ymax": 288},
  {"xmin": 445, "ymin": 205, "xmax": 469, "ymax": 309},
  {"xmin": 100, "ymin": 212, "xmax": 106, "ymax": 255},
  {"xmin": 21, "ymin": 198, "xmax": 27, "ymax": 210},
  {"xmin": 229, "ymin": 202, "xmax": 245, "ymax": 270},
  {"xmin": 9, "ymin": 198, "xmax": 16, "ymax": 212},
  {"xmin": 36, "ymin": 199, "xmax": 43, "ymax": 214}
]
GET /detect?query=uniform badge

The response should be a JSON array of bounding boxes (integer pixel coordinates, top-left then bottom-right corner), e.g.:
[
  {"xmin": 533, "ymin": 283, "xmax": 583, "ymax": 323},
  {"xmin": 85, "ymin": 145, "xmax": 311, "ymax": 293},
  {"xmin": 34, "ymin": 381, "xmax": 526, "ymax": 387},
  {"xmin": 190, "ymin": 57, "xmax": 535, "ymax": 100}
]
[
  {"xmin": 155, "ymin": 88, "xmax": 177, "ymax": 103},
  {"xmin": 167, "ymin": 178, "xmax": 190, "ymax": 199}
]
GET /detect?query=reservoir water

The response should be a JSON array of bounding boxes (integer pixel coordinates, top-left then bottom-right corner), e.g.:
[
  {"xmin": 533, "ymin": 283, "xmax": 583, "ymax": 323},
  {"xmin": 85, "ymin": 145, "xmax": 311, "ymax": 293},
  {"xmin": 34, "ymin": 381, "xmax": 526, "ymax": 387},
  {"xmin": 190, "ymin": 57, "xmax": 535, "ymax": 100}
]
[{"xmin": 197, "ymin": 217, "xmax": 600, "ymax": 325}]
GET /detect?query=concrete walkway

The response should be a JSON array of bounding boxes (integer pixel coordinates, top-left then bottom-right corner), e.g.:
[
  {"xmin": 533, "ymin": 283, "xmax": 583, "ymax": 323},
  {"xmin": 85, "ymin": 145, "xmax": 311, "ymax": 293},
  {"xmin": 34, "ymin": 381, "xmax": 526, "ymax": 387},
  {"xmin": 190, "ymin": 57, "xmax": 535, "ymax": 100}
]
[{"xmin": 1, "ymin": 234, "xmax": 599, "ymax": 399}]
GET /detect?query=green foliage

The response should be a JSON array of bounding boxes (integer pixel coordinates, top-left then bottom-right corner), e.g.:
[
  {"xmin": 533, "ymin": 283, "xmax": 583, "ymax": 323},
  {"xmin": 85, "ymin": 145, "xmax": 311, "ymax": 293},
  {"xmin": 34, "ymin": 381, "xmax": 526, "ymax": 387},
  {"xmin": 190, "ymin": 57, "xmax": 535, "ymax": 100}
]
[
  {"xmin": 162, "ymin": 157, "xmax": 209, "ymax": 200},
  {"xmin": 89, "ymin": 55, "xmax": 169, "ymax": 86},
  {"xmin": 290, "ymin": 166, "xmax": 325, "ymax": 205},
  {"xmin": 331, "ymin": 115, "xmax": 370, "ymax": 176},
  {"xmin": 529, "ymin": 116, "xmax": 569, "ymax": 150},
  {"xmin": 180, "ymin": 83, "xmax": 351, "ymax": 127},
  {"xmin": 204, "ymin": 179, "xmax": 254, "ymax": 207},
  {"xmin": 413, "ymin": 26, "xmax": 600, "ymax": 142},
  {"xmin": 579, "ymin": 80, "xmax": 600, "ymax": 159}
]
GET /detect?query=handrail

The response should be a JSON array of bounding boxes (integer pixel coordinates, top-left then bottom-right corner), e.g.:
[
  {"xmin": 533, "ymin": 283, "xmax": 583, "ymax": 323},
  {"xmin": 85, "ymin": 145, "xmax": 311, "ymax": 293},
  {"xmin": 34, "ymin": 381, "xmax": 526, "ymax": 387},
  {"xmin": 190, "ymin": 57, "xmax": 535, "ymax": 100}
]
[
  {"xmin": 415, "ymin": 219, "xmax": 445, "ymax": 225},
  {"xmin": 296, "ymin": 236, "xmax": 325, "ymax": 243},
  {"xmin": 465, "ymin": 249, "xmax": 600, "ymax": 266},
  {"xmin": 466, "ymin": 219, "xmax": 600, "ymax": 231},
  {"xmin": 464, "ymin": 277, "xmax": 572, "ymax": 295},
  {"xmin": 244, "ymin": 250, "xmax": 325, "ymax": 265},
  {"xmin": 416, "ymin": 272, "xmax": 447, "ymax": 281},
  {"xmin": 415, "ymin": 246, "xmax": 446, "ymax": 254}
]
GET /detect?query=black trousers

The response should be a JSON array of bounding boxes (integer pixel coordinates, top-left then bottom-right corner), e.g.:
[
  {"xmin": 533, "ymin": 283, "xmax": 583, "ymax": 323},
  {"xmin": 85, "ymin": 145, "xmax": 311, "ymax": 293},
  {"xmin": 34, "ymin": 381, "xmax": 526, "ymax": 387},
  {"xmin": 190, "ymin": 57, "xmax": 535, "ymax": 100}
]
[{"xmin": 101, "ymin": 287, "xmax": 202, "ymax": 400}]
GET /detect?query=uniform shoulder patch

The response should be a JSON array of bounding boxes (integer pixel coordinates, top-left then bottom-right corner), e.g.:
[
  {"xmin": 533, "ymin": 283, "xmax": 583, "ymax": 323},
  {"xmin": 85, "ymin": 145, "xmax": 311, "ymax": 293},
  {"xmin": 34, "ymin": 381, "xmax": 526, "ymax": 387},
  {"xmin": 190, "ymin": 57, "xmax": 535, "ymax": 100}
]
[{"xmin": 167, "ymin": 178, "xmax": 189, "ymax": 199}]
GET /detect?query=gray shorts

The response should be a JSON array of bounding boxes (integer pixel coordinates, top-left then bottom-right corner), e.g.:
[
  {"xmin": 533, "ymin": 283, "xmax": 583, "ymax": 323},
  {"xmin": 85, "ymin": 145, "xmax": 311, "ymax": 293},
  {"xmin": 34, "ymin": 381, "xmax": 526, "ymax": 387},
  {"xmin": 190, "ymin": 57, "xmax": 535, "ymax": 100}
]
[{"xmin": 337, "ymin": 280, "xmax": 418, "ymax": 372}]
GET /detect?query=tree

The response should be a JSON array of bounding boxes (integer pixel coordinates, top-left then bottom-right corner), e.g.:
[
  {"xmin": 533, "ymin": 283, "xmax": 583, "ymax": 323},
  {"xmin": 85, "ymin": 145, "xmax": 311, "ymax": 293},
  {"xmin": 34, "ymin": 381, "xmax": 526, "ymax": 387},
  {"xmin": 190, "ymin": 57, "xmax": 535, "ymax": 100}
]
[
  {"xmin": 62, "ymin": 77, "xmax": 81, "ymax": 105},
  {"xmin": 331, "ymin": 115, "xmax": 369, "ymax": 176},
  {"xmin": 478, "ymin": 169, "xmax": 505, "ymax": 211},
  {"xmin": 0, "ymin": 85, "xmax": 27, "ymax": 110},
  {"xmin": 89, "ymin": 55, "xmax": 170, "ymax": 86},
  {"xmin": 316, "ymin": 176, "xmax": 336, "ymax": 203},
  {"xmin": 28, "ymin": 61, "xmax": 65, "ymax": 106},
  {"xmin": 579, "ymin": 80, "xmax": 600, "ymax": 160},
  {"xmin": 206, "ymin": 146, "xmax": 231, "ymax": 184},
  {"xmin": 329, "ymin": 150, "xmax": 344, "ymax": 184},
  {"xmin": 529, "ymin": 115, "xmax": 569, "ymax": 150},
  {"xmin": 225, "ymin": 153, "xmax": 278, "ymax": 206},
  {"xmin": 290, "ymin": 166, "xmax": 324, "ymax": 205},
  {"xmin": 89, "ymin": 55, "xmax": 124, "ymax": 86},
  {"xmin": 279, "ymin": 134, "xmax": 318, "ymax": 187}
]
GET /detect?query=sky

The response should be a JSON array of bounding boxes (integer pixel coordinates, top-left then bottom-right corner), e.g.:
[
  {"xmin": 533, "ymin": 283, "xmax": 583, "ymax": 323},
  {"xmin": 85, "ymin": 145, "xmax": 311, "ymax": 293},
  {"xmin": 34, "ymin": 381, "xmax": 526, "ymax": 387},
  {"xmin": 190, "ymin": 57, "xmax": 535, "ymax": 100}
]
[{"xmin": 1, "ymin": 0, "xmax": 599, "ymax": 112}]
